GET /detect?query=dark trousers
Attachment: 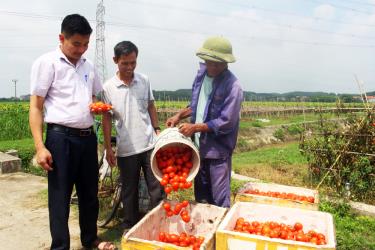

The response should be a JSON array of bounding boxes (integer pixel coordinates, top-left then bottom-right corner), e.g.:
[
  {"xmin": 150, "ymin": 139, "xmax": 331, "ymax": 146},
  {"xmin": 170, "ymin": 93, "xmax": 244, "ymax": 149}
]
[
  {"xmin": 194, "ymin": 157, "xmax": 232, "ymax": 208},
  {"xmin": 45, "ymin": 130, "xmax": 99, "ymax": 250},
  {"xmin": 117, "ymin": 149, "xmax": 164, "ymax": 226}
]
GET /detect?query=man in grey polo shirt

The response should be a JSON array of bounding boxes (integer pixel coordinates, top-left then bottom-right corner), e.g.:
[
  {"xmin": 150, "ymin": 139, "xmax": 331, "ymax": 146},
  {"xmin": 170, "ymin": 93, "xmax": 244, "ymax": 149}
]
[{"xmin": 102, "ymin": 41, "xmax": 164, "ymax": 229}]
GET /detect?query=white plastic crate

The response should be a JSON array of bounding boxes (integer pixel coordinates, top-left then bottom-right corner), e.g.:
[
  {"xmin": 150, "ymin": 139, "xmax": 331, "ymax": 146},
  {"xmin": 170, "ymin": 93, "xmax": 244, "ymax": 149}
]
[
  {"xmin": 235, "ymin": 182, "xmax": 319, "ymax": 210},
  {"xmin": 216, "ymin": 202, "xmax": 336, "ymax": 250},
  {"xmin": 122, "ymin": 200, "xmax": 227, "ymax": 250}
]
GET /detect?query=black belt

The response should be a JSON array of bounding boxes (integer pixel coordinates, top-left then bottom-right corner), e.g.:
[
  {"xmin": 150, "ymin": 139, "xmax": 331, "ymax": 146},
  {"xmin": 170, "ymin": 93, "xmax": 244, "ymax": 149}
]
[{"xmin": 47, "ymin": 123, "xmax": 94, "ymax": 137}]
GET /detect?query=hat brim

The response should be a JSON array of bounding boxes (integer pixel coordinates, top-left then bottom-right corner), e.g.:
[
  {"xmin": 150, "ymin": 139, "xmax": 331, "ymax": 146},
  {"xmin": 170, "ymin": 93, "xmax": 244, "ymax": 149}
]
[{"xmin": 196, "ymin": 48, "xmax": 236, "ymax": 63}]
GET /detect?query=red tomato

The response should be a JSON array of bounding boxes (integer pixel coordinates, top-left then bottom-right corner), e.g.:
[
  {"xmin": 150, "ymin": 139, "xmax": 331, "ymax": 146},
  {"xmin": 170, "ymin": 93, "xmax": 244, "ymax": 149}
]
[
  {"xmin": 182, "ymin": 200, "xmax": 189, "ymax": 207},
  {"xmin": 307, "ymin": 230, "xmax": 316, "ymax": 238},
  {"xmin": 165, "ymin": 166, "xmax": 175, "ymax": 173},
  {"xmin": 310, "ymin": 237, "xmax": 318, "ymax": 245},
  {"xmin": 159, "ymin": 232, "xmax": 166, "ymax": 242},
  {"xmin": 183, "ymin": 181, "xmax": 192, "ymax": 189},
  {"xmin": 169, "ymin": 234, "xmax": 178, "ymax": 243},
  {"xmin": 179, "ymin": 176, "xmax": 186, "ymax": 183},
  {"xmin": 307, "ymin": 196, "xmax": 315, "ymax": 203},
  {"xmin": 296, "ymin": 233, "xmax": 304, "ymax": 242},
  {"xmin": 160, "ymin": 179, "xmax": 168, "ymax": 186},
  {"xmin": 180, "ymin": 209, "xmax": 188, "ymax": 216},
  {"xmin": 162, "ymin": 174, "xmax": 169, "ymax": 179},
  {"xmin": 317, "ymin": 238, "xmax": 327, "ymax": 245},
  {"xmin": 171, "ymin": 182, "xmax": 179, "ymax": 191},
  {"xmin": 164, "ymin": 186, "xmax": 172, "ymax": 194},
  {"xmin": 280, "ymin": 230, "xmax": 288, "ymax": 239},
  {"xmin": 196, "ymin": 236, "xmax": 205, "ymax": 244},
  {"xmin": 317, "ymin": 233, "xmax": 326, "ymax": 240},
  {"xmin": 261, "ymin": 225, "xmax": 271, "ymax": 236},
  {"xmin": 251, "ymin": 221, "xmax": 259, "ymax": 228},
  {"xmin": 174, "ymin": 203, "xmax": 182, "ymax": 215},
  {"xmin": 182, "ymin": 214, "xmax": 190, "ymax": 223},
  {"xmin": 163, "ymin": 203, "xmax": 171, "ymax": 211},
  {"xmin": 185, "ymin": 161, "xmax": 193, "ymax": 168},
  {"xmin": 189, "ymin": 235, "xmax": 196, "ymax": 243},
  {"xmin": 294, "ymin": 222, "xmax": 303, "ymax": 231}
]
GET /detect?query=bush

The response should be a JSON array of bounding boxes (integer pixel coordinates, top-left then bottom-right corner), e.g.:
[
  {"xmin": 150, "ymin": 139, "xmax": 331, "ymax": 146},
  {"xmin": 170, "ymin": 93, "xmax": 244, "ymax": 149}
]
[
  {"xmin": 273, "ymin": 128, "xmax": 285, "ymax": 141},
  {"xmin": 0, "ymin": 103, "xmax": 31, "ymax": 140},
  {"xmin": 300, "ymin": 110, "xmax": 375, "ymax": 203},
  {"xmin": 287, "ymin": 124, "xmax": 304, "ymax": 135},
  {"xmin": 235, "ymin": 137, "xmax": 251, "ymax": 153},
  {"xmin": 251, "ymin": 120, "xmax": 264, "ymax": 128}
]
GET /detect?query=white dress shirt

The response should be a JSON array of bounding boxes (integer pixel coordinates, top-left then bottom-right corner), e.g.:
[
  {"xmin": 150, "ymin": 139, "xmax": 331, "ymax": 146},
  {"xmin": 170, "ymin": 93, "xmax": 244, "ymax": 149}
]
[{"xmin": 30, "ymin": 47, "xmax": 102, "ymax": 129}]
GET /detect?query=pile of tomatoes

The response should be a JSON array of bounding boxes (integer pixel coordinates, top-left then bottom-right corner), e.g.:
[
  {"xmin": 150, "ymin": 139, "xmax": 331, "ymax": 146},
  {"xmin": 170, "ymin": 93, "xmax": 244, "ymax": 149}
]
[
  {"xmin": 234, "ymin": 218, "xmax": 327, "ymax": 245},
  {"xmin": 158, "ymin": 232, "xmax": 205, "ymax": 249},
  {"xmin": 89, "ymin": 101, "xmax": 112, "ymax": 113},
  {"xmin": 244, "ymin": 189, "xmax": 315, "ymax": 203},
  {"xmin": 156, "ymin": 146, "xmax": 194, "ymax": 195},
  {"xmin": 163, "ymin": 201, "xmax": 191, "ymax": 222}
]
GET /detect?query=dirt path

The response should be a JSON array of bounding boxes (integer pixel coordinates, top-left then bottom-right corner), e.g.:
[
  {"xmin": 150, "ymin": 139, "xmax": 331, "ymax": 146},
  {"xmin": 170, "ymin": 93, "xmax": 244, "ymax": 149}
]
[{"xmin": 0, "ymin": 173, "xmax": 82, "ymax": 250}]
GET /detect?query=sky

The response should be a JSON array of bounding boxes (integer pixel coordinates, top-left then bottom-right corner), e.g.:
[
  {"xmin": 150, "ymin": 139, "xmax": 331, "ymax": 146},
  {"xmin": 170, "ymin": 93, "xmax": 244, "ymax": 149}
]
[{"xmin": 1, "ymin": 0, "xmax": 375, "ymax": 98}]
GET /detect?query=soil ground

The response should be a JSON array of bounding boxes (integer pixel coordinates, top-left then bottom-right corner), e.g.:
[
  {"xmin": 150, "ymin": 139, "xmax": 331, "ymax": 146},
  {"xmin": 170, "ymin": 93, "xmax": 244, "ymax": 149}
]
[{"xmin": 0, "ymin": 172, "xmax": 82, "ymax": 250}]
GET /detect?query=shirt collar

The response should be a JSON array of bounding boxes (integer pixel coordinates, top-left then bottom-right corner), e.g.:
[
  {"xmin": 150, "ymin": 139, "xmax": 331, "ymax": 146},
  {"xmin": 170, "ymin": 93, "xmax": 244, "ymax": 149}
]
[
  {"xmin": 114, "ymin": 71, "xmax": 139, "ymax": 88},
  {"xmin": 56, "ymin": 46, "xmax": 86, "ymax": 67}
]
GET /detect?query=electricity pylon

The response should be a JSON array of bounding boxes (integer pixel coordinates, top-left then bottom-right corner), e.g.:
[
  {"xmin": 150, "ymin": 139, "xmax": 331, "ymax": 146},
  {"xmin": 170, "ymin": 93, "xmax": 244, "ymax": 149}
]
[{"xmin": 95, "ymin": 0, "xmax": 107, "ymax": 85}]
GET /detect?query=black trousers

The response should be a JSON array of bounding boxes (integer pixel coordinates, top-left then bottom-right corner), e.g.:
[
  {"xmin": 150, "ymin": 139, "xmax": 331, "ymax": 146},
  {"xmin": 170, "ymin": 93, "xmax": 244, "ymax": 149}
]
[
  {"xmin": 117, "ymin": 149, "xmax": 164, "ymax": 227},
  {"xmin": 45, "ymin": 129, "xmax": 99, "ymax": 250}
]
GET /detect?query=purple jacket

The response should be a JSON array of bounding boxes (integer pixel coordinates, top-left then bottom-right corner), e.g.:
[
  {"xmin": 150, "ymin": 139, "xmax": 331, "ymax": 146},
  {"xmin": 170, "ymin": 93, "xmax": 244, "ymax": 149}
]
[{"xmin": 190, "ymin": 63, "xmax": 243, "ymax": 159}]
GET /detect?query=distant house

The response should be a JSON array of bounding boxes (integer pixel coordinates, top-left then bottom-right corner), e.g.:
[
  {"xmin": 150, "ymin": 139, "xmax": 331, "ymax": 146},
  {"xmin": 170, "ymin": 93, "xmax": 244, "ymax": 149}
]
[
  {"xmin": 353, "ymin": 95, "xmax": 375, "ymax": 103},
  {"xmin": 19, "ymin": 94, "xmax": 30, "ymax": 101},
  {"xmin": 367, "ymin": 96, "xmax": 375, "ymax": 103}
]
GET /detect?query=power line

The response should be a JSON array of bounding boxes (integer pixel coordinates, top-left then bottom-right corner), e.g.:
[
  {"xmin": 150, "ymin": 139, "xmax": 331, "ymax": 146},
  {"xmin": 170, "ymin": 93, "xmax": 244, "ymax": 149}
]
[
  {"xmin": 339, "ymin": 0, "xmax": 375, "ymax": 7},
  {"xmin": 305, "ymin": 0, "xmax": 374, "ymax": 15},
  {"xmin": 213, "ymin": 0, "xmax": 375, "ymax": 28},
  {"xmin": 114, "ymin": 0, "xmax": 375, "ymax": 40},
  {"xmin": 1, "ymin": 9, "xmax": 375, "ymax": 48},
  {"xmin": 107, "ymin": 19, "xmax": 375, "ymax": 48}
]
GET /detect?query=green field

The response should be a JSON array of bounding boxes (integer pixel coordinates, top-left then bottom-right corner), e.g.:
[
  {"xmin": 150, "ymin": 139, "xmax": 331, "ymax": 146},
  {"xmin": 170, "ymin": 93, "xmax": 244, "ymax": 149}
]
[
  {"xmin": 0, "ymin": 101, "xmax": 363, "ymax": 141},
  {"xmin": 0, "ymin": 101, "xmax": 374, "ymax": 249}
]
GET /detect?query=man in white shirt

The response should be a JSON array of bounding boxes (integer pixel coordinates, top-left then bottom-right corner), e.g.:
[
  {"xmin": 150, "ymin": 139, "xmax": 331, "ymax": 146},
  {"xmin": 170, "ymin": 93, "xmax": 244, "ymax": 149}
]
[
  {"xmin": 29, "ymin": 14, "xmax": 114, "ymax": 250},
  {"xmin": 102, "ymin": 41, "xmax": 164, "ymax": 229}
]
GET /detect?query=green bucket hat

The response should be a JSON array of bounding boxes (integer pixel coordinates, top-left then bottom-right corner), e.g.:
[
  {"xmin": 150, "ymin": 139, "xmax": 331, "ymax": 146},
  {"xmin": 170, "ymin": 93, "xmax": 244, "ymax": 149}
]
[{"xmin": 196, "ymin": 36, "xmax": 236, "ymax": 63}]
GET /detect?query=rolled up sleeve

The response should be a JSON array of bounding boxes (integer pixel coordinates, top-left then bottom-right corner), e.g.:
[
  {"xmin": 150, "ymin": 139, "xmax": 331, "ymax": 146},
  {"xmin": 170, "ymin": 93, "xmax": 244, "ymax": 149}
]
[{"xmin": 206, "ymin": 81, "xmax": 243, "ymax": 136}]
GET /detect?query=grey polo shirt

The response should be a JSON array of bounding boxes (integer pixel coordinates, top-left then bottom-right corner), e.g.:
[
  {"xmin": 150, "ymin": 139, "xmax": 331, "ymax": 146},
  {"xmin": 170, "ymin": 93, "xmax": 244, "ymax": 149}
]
[{"xmin": 102, "ymin": 72, "xmax": 156, "ymax": 157}]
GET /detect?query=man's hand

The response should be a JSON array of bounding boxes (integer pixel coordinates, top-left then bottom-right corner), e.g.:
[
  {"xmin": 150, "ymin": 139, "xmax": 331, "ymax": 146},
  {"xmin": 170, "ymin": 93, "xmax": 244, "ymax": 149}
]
[
  {"xmin": 105, "ymin": 148, "xmax": 117, "ymax": 167},
  {"xmin": 166, "ymin": 115, "xmax": 180, "ymax": 127},
  {"xmin": 178, "ymin": 123, "xmax": 196, "ymax": 137},
  {"xmin": 36, "ymin": 147, "xmax": 53, "ymax": 171}
]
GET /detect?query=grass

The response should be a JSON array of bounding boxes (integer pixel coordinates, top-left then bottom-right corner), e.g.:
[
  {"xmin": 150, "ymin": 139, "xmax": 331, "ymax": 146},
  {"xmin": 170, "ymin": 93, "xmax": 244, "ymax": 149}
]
[
  {"xmin": 320, "ymin": 200, "xmax": 375, "ymax": 250},
  {"xmin": 239, "ymin": 113, "xmax": 346, "ymax": 129},
  {"xmin": 232, "ymin": 142, "xmax": 311, "ymax": 187},
  {"xmin": 0, "ymin": 138, "xmax": 45, "ymax": 174},
  {"xmin": 232, "ymin": 143, "xmax": 375, "ymax": 249},
  {"xmin": 0, "ymin": 103, "xmax": 31, "ymax": 140}
]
